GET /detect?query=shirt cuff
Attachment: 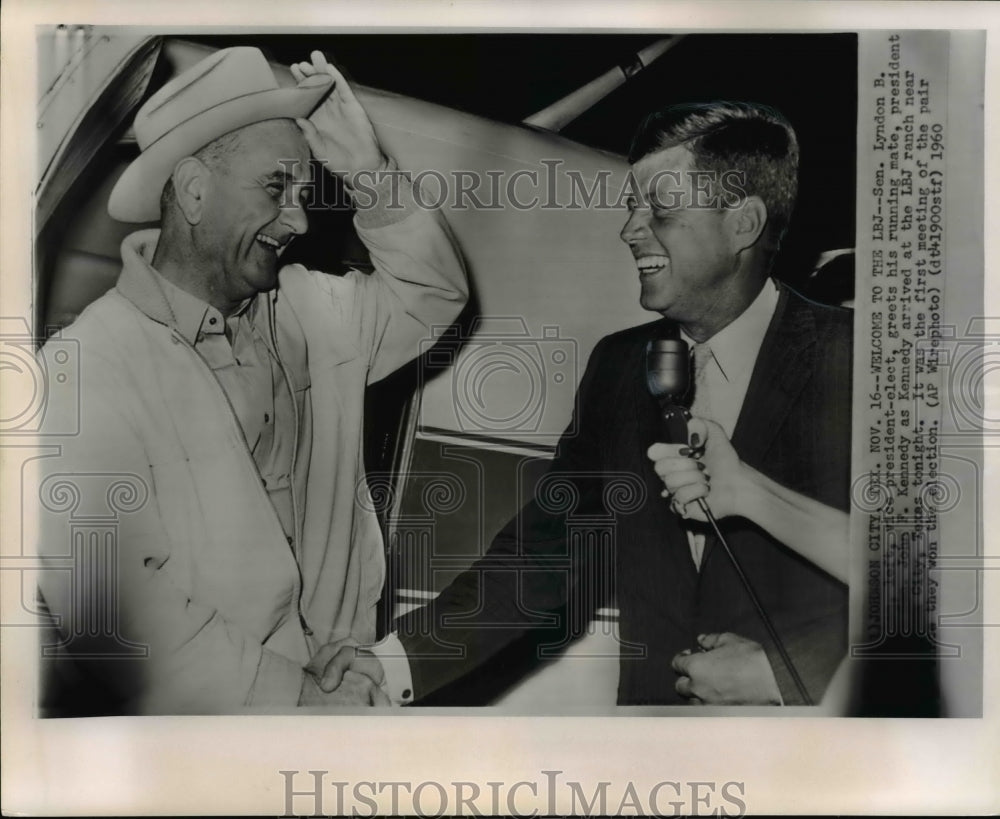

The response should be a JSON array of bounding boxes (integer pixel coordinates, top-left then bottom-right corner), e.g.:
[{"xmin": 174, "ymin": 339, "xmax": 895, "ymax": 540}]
[
  {"xmin": 348, "ymin": 157, "xmax": 419, "ymax": 230},
  {"xmin": 367, "ymin": 632, "xmax": 414, "ymax": 705}
]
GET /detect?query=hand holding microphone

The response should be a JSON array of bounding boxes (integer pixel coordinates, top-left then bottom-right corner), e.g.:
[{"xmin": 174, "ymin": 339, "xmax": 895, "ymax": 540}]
[
  {"xmin": 644, "ymin": 332, "xmax": 731, "ymax": 522},
  {"xmin": 647, "ymin": 417, "xmax": 747, "ymax": 523}
]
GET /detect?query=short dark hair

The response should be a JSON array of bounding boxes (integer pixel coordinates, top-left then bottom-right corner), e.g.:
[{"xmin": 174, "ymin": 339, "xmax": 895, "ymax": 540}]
[{"xmin": 628, "ymin": 101, "xmax": 799, "ymax": 246}]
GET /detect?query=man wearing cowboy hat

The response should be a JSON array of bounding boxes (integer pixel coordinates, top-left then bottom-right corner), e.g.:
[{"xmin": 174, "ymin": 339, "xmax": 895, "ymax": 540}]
[{"xmin": 36, "ymin": 47, "xmax": 467, "ymax": 714}]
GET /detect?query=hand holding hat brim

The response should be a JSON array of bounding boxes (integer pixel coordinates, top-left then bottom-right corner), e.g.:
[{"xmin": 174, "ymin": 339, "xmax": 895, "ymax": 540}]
[
  {"xmin": 108, "ymin": 47, "xmax": 334, "ymax": 223},
  {"xmin": 290, "ymin": 51, "xmax": 387, "ymax": 178}
]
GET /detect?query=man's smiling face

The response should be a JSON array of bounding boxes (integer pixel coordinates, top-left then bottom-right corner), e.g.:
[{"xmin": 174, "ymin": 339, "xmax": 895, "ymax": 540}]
[
  {"xmin": 195, "ymin": 119, "xmax": 312, "ymax": 305},
  {"xmin": 620, "ymin": 144, "xmax": 739, "ymax": 326}
]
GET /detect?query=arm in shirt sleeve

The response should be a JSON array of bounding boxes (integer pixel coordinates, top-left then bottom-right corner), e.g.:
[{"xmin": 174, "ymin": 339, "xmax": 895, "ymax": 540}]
[{"xmin": 305, "ymin": 160, "xmax": 469, "ymax": 383}]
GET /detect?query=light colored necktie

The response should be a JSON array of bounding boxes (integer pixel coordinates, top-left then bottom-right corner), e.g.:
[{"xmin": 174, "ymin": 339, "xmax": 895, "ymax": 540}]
[
  {"xmin": 690, "ymin": 341, "xmax": 713, "ymax": 420},
  {"xmin": 686, "ymin": 342, "xmax": 713, "ymax": 567}
]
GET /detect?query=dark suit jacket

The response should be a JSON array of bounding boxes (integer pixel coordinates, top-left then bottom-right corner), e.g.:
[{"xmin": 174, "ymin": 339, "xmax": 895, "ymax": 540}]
[{"xmin": 398, "ymin": 284, "xmax": 852, "ymax": 705}]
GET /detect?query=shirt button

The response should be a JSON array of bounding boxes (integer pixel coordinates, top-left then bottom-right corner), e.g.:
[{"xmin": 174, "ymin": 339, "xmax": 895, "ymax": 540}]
[
  {"xmin": 286, "ymin": 535, "xmax": 294, "ymax": 545},
  {"xmin": 209, "ymin": 316, "xmax": 217, "ymax": 325},
  {"xmin": 264, "ymin": 413, "xmax": 270, "ymax": 423},
  {"xmin": 402, "ymin": 689, "xmax": 412, "ymax": 700}
]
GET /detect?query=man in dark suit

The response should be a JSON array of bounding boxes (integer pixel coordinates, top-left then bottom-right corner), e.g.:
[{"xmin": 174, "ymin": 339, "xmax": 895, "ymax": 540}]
[{"xmin": 315, "ymin": 100, "xmax": 852, "ymax": 706}]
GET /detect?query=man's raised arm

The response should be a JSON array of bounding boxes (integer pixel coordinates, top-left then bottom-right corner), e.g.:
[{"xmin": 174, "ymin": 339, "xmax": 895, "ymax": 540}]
[{"xmin": 291, "ymin": 51, "xmax": 468, "ymax": 383}]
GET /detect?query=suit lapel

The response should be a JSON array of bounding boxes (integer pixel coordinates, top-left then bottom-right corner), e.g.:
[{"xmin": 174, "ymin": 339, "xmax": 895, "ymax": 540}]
[{"xmin": 730, "ymin": 284, "xmax": 818, "ymax": 467}]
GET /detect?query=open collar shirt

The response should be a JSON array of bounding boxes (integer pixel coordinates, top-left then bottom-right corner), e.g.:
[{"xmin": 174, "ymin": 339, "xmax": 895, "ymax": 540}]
[{"xmin": 147, "ymin": 267, "xmax": 298, "ymax": 538}]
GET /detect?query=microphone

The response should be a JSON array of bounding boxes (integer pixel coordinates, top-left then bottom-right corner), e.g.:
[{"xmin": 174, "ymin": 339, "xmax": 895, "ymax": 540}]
[
  {"xmin": 644, "ymin": 327, "xmax": 814, "ymax": 705},
  {"xmin": 645, "ymin": 334, "xmax": 693, "ymax": 446},
  {"xmin": 645, "ymin": 332, "xmax": 710, "ymax": 513}
]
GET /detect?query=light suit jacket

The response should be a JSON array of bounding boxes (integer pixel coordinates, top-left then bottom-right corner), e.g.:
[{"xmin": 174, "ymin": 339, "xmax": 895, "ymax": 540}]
[{"xmin": 37, "ymin": 201, "xmax": 467, "ymax": 714}]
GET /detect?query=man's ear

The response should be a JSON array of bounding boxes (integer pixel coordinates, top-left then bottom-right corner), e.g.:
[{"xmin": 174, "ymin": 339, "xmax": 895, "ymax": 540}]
[
  {"xmin": 728, "ymin": 195, "xmax": 768, "ymax": 254},
  {"xmin": 172, "ymin": 157, "xmax": 209, "ymax": 225}
]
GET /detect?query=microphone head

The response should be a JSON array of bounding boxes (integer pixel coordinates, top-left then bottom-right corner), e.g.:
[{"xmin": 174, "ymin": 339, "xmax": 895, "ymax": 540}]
[{"xmin": 646, "ymin": 337, "xmax": 690, "ymax": 402}]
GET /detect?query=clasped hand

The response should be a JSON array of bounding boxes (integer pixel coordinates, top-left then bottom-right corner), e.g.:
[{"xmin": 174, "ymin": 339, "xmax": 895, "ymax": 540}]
[
  {"xmin": 299, "ymin": 639, "xmax": 390, "ymax": 707},
  {"xmin": 671, "ymin": 632, "xmax": 781, "ymax": 705}
]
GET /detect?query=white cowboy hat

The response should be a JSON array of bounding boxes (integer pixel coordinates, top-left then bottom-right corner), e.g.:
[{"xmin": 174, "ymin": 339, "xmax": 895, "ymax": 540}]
[{"xmin": 108, "ymin": 46, "xmax": 332, "ymax": 222}]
